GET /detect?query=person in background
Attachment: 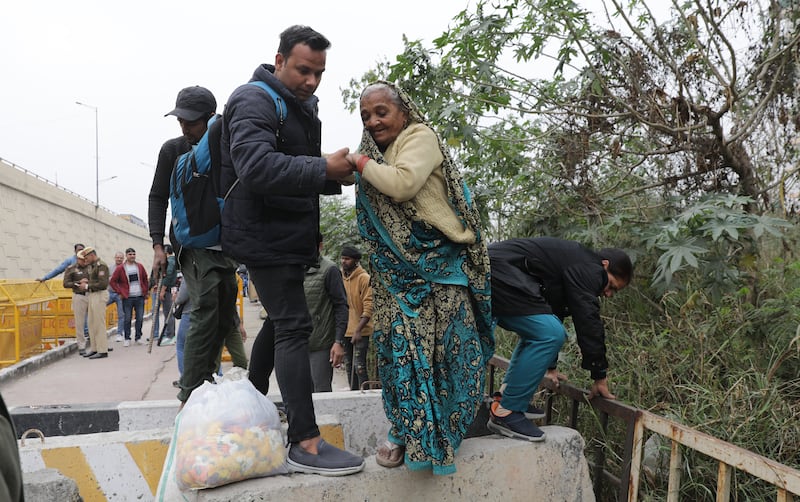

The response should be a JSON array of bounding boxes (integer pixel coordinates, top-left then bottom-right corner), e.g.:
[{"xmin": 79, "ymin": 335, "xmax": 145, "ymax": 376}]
[
  {"xmin": 237, "ymin": 264, "xmax": 249, "ymax": 298},
  {"xmin": 220, "ymin": 25, "xmax": 363, "ymax": 476},
  {"xmin": 306, "ymin": 234, "xmax": 348, "ymax": 392},
  {"xmin": 339, "ymin": 245, "xmax": 373, "ymax": 391},
  {"xmin": 171, "ymin": 278, "xmax": 190, "ymax": 388},
  {"xmin": 62, "ymin": 250, "xmax": 90, "ymax": 356},
  {"xmin": 347, "ymin": 81, "xmax": 494, "ymax": 475},
  {"xmin": 487, "ymin": 237, "xmax": 633, "ymax": 441},
  {"xmin": 79, "ymin": 247, "xmax": 111, "ymax": 359},
  {"xmin": 156, "ymin": 244, "xmax": 178, "ymax": 344},
  {"xmin": 41, "ymin": 243, "xmax": 89, "ymax": 340},
  {"xmin": 107, "ymin": 251, "xmax": 125, "ymax": 342},
  {"xmin": 37, "ymin": 243, "xmax": 84, "ymax": 282},
  {"xmin": 109, "ymin": 248, "xmax": 149, "ymax": 347}
]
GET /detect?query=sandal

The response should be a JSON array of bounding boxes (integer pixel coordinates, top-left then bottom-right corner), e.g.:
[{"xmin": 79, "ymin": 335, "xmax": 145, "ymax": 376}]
[{"xmin": 376, "ymin": 441, "xmax": 405, "ymax": 468}]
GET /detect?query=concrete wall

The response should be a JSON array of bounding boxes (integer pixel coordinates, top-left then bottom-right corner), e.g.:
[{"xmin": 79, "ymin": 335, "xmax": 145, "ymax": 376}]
[{"xmin": 0, "ymin": 158, "xmax": 152, "ymax": 278}]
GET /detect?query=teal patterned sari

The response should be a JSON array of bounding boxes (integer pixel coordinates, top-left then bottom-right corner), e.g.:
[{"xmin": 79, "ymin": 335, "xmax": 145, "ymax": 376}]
[{"xmin": 355, "ymin": 81, "xmax": 494, "ymax": 475}]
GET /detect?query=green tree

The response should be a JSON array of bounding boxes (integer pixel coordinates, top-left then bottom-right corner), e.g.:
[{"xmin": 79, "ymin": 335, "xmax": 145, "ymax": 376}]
[
  {"xmin": 319, "ymin": 194, "xmax": 358, "ymax": 258},
  {"xmin": 343, "ymin": 0, "xmax": 800, "ymax": 286}
]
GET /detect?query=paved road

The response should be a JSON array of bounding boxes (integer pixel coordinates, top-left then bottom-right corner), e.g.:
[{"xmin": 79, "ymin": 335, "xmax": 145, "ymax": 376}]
[{"xmin": 0, "ymin": 300, "xmax": 350, "ymax": 409}]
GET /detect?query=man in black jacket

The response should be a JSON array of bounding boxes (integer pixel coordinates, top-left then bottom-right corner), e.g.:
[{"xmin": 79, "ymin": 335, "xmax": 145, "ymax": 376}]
[
  {"xmin": 219, "ymin": 25, "xmax": 362, "ymax": 476},
  {"xmin": 487, "ymin": 237, "xmax": 633, "ymax": 441}
]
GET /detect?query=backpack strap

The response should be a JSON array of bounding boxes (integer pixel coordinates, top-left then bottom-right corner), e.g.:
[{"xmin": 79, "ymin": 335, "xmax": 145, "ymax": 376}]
[
  {"xmin": 248, "ymin": 80, "xmax": 287, "ymax": 128},
  {"xmin": 221, "ymin": 81, "xmax": 286, "ymax": 202}
]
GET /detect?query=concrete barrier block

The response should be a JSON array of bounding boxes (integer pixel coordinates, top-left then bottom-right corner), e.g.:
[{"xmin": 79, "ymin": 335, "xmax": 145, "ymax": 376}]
[
  {"xmin": 192, "ymin": 426, "xmax": 595, "ymax": 502},
  {"xmin": 18, "ymin": 416, "xmax": 347, "ymax": 501},
  {"xmin": 23, "ymin": 468, "xmax": 81, "ymax": 502},
  {"xmin": 311, "ymin": 390, "xmax": 388, "ymax": 456},
  {"xmin": 118, "ymin": 399, "xmax": 179, "ymax": 431}
]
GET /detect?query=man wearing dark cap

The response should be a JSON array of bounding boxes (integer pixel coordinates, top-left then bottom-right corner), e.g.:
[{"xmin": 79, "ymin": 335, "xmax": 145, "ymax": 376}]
[
  {"xmin": 149, "ymin": 86, "xmax": 218, "ymax": 259},
  {"xmin": 340, "ymin": 245, "xmax": 373, "ymax": 391},
  {"xmin": 148, "ymin": 85, "xmax": 239, "ymax": 406}
]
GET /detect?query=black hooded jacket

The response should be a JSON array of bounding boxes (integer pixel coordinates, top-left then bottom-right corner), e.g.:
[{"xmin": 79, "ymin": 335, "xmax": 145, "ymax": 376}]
[
  {"xmin": 220, "ymin": 64, "xmax": 340, "ymax": 267},
  {"xmin": 489, "ymin": 237, "xmax": 610, "ymax": 379}
]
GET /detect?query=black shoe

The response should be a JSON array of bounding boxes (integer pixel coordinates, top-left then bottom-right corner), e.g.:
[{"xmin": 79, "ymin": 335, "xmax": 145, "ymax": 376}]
[
  {"xmin": 107, "ymin": 347, "xmax": 113, "ymax": 352},
  {"xmin": 83, "ymin": 351, "xmax": 97, "ymax": 358},
  {"xmin": 88, "ymin": 352, "xmax": 108, "ymax": 359},
  {"xmin": 286, "ymin": 439, "xmax": 365, "ymax": 476},
  {"xmin": 78, "ymin": 349, "xmax": 86, "ymax": 356},
  {"xmin": 487, "ymin": 403, "xmax": 546, "ymax": 442}
]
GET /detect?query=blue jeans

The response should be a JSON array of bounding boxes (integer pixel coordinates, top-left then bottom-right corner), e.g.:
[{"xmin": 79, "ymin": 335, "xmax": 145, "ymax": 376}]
[
  {"xmin": 116, "ymin": 297, "xmax": 124, "ymax": 335},
  {"xmin": 176, "ymin": 310, "xmax": 191, "ymax": 375},
  {"xmin": 249, "ymin": 264, "xmax": 318, "ymax": 444},
  {"xmin": 496, "ymin": 314, "xmax": 566, "ymax": 412},
  {"xmin": 107, "ymin": 291, "xmax": 124, "ymax": 335},
  {"xmin": 122, "ymin": 296, "xmax": 145, "ymax": 341}
]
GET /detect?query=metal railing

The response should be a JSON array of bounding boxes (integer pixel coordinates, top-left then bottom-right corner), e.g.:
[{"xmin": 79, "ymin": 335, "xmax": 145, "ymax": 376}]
[{"xmin": 486, "ymin": 355, "xmax": 800, "ymax": 502}]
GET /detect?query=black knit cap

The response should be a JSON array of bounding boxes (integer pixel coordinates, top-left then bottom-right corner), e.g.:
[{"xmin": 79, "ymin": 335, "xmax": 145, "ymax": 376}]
[
  {"xmin": 165, "ymin": 86, "xmax": 217, "ymax": 121},
  {"xmin": 340, "ymin": 246, "xmax": 362, "ymax": 260}
]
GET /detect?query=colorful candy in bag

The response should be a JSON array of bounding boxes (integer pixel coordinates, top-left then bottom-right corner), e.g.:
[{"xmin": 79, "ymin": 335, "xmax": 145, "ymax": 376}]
[{"xmin": 174, "ymin": 374, "xmax": 287, "ymax": 490}]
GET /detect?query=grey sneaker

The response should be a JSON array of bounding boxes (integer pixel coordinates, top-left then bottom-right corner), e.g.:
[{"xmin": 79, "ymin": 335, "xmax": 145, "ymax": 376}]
[
  {"xmin": 488, "ymin": 409, "xmax": 546, "ymax": 442},
  {"xmin": 287, "ymin": 439, "xmax": 365, "ymax": 476}
]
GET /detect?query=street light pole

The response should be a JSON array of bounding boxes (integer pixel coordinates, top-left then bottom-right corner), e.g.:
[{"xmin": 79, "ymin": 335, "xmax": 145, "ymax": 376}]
[{"xmin": 75, "ymin": 101, "xmax": 99, "ymax": 207}]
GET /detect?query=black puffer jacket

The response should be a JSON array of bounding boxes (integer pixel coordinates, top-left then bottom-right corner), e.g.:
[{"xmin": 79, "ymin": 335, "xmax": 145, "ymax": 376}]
[
  {"xmin": 489, "ymin": 237, "xmax": 610, "ymax": 378},
  {"xmin": 220, "ymin": 64, "xmax": 340, "ymax": 267}
]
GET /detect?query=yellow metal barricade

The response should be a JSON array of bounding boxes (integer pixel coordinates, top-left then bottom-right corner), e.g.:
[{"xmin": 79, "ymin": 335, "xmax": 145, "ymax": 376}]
[
  {"xmin": 0, "ymin": 280, "xmax": 58, "ymax": 368},
  {"xmin": 40, "ymin": 279, "xmax": 75, "ymax": 347}
]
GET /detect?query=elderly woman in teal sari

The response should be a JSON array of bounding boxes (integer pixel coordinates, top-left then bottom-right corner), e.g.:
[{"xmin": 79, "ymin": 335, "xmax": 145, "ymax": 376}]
[{"xmin": 346, "ymin": 81, "xmax": 494, "ymax": 475}]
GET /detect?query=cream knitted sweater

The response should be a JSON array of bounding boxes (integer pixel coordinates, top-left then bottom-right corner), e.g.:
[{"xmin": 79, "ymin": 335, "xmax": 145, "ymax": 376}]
[{"xmin": 360, "ymin": 123, "xmax": 476, "ymax": 244}]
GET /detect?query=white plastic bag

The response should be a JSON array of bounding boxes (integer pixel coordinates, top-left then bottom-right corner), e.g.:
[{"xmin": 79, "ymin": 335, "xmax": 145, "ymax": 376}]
[{"xmin": 171, "ymin": 373, "xmax": 287, "ymax": 491}]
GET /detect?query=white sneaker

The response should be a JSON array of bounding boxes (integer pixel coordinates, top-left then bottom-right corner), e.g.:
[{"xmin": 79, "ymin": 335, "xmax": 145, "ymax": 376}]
[
  {"xmin": 135, "ymin": 339, "xmax": 145, "ymax": 345},
  {"xmin": 123, "ymin": 340, "xmax": 130, "ymax": 347},
  {"xmin": 115, "ymin": 335, "xmax": 124, "ymax": 342}
]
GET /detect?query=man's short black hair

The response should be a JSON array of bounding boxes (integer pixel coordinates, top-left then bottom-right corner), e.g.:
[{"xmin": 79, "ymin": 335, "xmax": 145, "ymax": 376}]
[
  {"xmin": 278, "ymin": 25, "xmax": 330, "ymax": 57},
  {"xmin": 164, "ymin": 244, "xmax": 173, "ymax": 255},
  {"xmin": 74, "ymin": 243, "xmax": 85, "ymax": 252},
  {"xmin": 598, "ymin": 248, "xmax": 634, "ymax": 284},
  {"xmin": 125, "ymin": 247, "xmax": 136, "ymax": 254}
]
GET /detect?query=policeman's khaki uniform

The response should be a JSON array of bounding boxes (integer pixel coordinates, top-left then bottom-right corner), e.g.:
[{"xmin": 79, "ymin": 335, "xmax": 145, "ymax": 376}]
[
  {"xmin": 63, "ymin": 263, "xmax": 90, "ymax": 350},
  {"xmin": 86, "ymin": 258, "xmax": 110, "ymax": 354}
]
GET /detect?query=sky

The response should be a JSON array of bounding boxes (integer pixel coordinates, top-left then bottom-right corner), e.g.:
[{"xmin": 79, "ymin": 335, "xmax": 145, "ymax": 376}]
[{"xmin": 1, "ymin": 1, "xmax": 465, "ymax": 222}]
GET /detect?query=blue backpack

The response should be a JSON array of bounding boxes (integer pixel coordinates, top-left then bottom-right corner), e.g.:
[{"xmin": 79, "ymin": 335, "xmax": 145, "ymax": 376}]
[{"xmin": 170, "ymin": 81, "xmax": 286, "ymax": 249}]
